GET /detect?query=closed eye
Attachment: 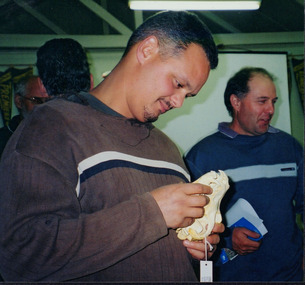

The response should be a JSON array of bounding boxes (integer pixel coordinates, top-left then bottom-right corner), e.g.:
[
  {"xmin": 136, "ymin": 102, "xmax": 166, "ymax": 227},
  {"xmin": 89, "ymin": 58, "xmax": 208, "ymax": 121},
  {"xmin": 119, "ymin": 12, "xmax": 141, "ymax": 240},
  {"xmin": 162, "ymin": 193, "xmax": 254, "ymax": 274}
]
[
  {"xmin": 176, "ymin": 80, "xmax": 183, "ymax": 88},
  {"xmin": 185, "ymin": 93, "xmax": 196, "ymax": 99},
  {"xmin": 258, "ymin": 100, "xmax": 267, "ymax": 104}
]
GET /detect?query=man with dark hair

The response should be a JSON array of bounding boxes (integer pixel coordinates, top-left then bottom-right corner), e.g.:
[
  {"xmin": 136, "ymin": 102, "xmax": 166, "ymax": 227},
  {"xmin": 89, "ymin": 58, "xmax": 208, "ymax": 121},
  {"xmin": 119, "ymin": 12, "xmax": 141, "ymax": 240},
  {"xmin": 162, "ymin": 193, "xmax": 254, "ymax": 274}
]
[
  {"xmin": 0, "ymin": 38, "xmax": 93, "ymax": 159},
  {"xmin": 122, "ymin": 10, "xmax": 218, "ymax": 69},
  {"xmin": 185, "ymin": 67, "xmax": 303, "ymax": 281},
  {"xmin": 0, "ymin": 11, "xmax": 222, "ymax": 282},
  {"xmin": 36, "ymin": 38, "xmax": 93, "ymax": 96},
  {"xmin": 0, "ymin": 75, "xmax": 49, "ymax": 158}
]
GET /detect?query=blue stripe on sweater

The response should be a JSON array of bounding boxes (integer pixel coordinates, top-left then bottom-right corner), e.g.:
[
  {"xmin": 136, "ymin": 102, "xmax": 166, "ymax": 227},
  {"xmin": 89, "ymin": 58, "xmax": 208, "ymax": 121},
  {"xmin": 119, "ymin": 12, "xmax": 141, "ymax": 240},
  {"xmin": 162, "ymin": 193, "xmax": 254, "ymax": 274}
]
[
  {"xmin": 80, "ymin": 160, "xmax": 189, "ymax": 183},
  {"xmin": 75, "ymin": 151, "xmax": 190, "ymax": 196}
]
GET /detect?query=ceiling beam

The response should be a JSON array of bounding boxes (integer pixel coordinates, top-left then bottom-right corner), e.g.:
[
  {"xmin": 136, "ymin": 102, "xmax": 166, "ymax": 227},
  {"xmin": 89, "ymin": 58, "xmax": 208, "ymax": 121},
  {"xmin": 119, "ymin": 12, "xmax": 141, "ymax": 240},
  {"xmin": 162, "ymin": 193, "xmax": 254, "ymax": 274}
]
[
  {"xmin": 0, "ymin": 32, "xmax": 303, "ymax": 50},
  {"xmin": 13, "ymin": 0, "xmax": 67, "ymax": 34},
  {"xmin": 294, "ymin": 0, "xmax": 304, "ymax": 6},
  {"xmin": 0, "ymin": 0, "xmax": 9, "ymax": 7},
  {"xmin": 201, "ymin": 12, "xmax": 241, "ymax": 33},
  {"xmin": 100, "ymin": 0, "xmax": 110, "ymax": 35},
  {"xmin": 0, "ymin": 34, "xmax": 130, "ymax": 49},
  {"xmin": 134, "ymin": 10, "xmax": 143, "ymax": 28},
  {"xmin": 213, "ymin": 31, "xmax": 303, "ymax": 46},
  {"xmin": 78, "ymin": 0, "xmax": 132, "ymax": 35}
]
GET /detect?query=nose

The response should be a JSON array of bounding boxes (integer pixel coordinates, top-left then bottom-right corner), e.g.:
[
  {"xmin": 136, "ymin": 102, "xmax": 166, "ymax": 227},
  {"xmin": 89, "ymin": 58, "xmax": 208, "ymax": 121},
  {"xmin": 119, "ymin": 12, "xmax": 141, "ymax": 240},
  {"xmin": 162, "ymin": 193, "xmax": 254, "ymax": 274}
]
[
  {"xmin": 170, "ymin": 93, "xmax": 185, "ymax": 108},
  {"xmin": 266, "ymin": 101, "xmax": 275, "ymax": 116}
]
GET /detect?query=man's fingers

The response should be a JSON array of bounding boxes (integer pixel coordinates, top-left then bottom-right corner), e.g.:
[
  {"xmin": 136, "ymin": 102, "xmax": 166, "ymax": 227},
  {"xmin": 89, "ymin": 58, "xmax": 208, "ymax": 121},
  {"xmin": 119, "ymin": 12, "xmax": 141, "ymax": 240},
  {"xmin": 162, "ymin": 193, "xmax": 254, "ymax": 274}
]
[
  {"xmin": 211, "ymin": 222, "xmax": 225, "ymax": 234},
  {"xmin": 188, "ymin": 194, "xmax": 210, "ymax": 207},
  {"xmin": 184, "ymin": 183, "xmax": 213, "ymax": 195}
]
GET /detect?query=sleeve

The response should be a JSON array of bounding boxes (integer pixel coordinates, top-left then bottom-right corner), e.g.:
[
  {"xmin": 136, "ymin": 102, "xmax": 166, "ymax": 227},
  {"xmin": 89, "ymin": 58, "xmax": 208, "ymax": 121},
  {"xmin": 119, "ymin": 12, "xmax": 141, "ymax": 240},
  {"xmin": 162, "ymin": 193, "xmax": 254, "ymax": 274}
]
[
  {"xmin": 184, "ymin": 155, "xmax": 206, "ymax": 181},
  {"xmin": 0, "ymin": 150, "xmax": 168, "ymax": 281},
  {"xmin": 183, "ymin": 137, "xmax": 219, "ymax": 182},
  {"xmin": 184, "ymin": 144, "xmax": 211, "ymax": 181},
  {"xmin": 0, "ymin": 127, "xmax": 11, "ymax": 159},
  {"xmin": 294, "ymin": 143, "xmax": 304, "ymax": 218}
]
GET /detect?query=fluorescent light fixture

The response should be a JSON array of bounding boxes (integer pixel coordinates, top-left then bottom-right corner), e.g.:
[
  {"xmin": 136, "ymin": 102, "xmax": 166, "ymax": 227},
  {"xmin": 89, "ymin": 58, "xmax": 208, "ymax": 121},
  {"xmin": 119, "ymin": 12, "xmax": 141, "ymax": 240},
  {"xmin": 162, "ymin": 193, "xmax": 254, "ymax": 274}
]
[{"xmin": 129, "ymin": 0, "xmax": 262, "ymax": 11}]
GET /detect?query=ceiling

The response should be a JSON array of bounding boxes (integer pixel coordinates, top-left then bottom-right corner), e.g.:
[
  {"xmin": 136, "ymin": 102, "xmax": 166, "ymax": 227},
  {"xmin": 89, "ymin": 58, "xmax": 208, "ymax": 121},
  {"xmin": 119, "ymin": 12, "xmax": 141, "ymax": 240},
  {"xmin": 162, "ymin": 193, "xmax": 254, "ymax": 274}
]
[{"xmin": 0, "ymin": 0, "xmax": 304, "ymax": 50}]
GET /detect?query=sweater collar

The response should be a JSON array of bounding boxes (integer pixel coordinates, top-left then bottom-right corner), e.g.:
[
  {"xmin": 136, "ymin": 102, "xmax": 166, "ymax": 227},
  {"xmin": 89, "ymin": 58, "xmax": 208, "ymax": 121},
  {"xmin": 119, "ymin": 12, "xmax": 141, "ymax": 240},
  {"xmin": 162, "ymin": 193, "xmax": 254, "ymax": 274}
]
[
  {"xmin": 218, "ymin": 122, "xmax": 279, "ymax": 138},
  {"xmin": 78, "ymin": 91, "xmax": 153, "ymax": 146}
]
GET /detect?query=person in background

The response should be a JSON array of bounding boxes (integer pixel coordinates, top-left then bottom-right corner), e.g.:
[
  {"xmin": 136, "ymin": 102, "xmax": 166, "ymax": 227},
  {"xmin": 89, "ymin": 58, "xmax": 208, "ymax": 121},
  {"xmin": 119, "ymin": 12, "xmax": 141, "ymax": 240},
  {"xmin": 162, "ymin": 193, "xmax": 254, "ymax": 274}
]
[
  {"xmin": 0, "ymin": 11, "xmax": 223, "ymax": 282},
  {"xmin": 185, "ymin": 67, "xmax": 303, "ymax": 281},
  {"xmin": 0, "ymin": 38, "xmax": 93, "ymax": 282},
  {"xmin": 36, "ymin": 38, "xmax": 94, "ymax": 96},
  {"xmin": 0, "ymin": 75, "xmax": 49, "ymax": 158},
  {"xmin": 0, "ymin": 38, "xmax": 93, "ymax": 159}
]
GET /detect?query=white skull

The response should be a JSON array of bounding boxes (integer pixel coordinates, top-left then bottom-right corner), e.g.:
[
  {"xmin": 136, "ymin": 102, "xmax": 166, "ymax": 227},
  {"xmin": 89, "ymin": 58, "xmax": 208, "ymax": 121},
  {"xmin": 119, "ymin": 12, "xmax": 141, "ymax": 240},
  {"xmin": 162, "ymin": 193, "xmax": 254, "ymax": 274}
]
[{"xmin": 176, "ymin": 170, "xmax": 230, "ymax": 241}]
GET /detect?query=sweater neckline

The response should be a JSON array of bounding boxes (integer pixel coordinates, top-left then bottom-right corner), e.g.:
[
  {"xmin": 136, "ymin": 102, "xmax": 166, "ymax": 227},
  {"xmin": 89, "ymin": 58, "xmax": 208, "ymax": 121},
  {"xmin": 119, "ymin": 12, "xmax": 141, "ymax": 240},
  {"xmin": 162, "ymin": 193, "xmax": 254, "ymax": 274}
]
[{"xmin": 218, "ymin": 122, "xmax": 279, "ymax": 139}]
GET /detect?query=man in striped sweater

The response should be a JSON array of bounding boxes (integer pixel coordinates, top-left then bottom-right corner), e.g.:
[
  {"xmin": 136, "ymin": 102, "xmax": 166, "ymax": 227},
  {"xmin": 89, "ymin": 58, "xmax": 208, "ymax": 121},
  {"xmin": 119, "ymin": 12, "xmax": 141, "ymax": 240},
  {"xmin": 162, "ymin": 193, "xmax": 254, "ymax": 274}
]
[
  {"xmin": 185, "ymin": 67, "xmax": 303, "ymax": 281},
  {"xmin": 0, "ymin": 11, "xmax": 223, "ymax": 282}
]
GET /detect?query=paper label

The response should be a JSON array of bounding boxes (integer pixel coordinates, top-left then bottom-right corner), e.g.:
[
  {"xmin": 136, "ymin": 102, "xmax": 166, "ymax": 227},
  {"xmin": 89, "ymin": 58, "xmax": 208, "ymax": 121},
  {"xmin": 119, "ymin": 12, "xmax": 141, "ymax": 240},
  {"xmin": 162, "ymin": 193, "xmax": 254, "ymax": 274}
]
[
  {"xmin": 200, "ymin": 260, "xmax": 213, "ymax": 282},
  {"xmin": 220, "ymin": 248, "xmax": 238, "ymax": 264}
]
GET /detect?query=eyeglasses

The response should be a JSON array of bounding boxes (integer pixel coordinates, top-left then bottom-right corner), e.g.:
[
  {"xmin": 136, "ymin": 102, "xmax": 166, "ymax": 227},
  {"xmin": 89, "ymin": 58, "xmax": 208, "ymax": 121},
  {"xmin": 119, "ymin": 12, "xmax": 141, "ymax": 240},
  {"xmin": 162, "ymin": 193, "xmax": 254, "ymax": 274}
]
[{"xmin": 20, "ymin": 95, "xmax": 50, "ymax": 104}]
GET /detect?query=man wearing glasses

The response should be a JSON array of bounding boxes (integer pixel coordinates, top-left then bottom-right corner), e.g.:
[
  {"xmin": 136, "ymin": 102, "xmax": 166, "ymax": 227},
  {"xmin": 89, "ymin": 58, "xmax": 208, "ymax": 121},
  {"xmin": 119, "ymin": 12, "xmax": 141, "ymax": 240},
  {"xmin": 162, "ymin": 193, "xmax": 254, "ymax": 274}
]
[
  {"xmin": 0, "ymin": 75, "xmax": 49, "ymax": 158},
  {"xmin": 0, "ymin": 38, "xmax": 93, "ymax": 159}
]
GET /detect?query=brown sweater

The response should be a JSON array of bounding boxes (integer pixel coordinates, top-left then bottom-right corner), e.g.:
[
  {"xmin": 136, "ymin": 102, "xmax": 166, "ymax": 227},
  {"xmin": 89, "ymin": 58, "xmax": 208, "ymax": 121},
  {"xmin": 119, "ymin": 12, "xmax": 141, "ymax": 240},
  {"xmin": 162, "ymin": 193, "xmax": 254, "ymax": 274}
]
[{"xmin": 0, "ymin": 95, "xmax": 197, "ymax": 282}]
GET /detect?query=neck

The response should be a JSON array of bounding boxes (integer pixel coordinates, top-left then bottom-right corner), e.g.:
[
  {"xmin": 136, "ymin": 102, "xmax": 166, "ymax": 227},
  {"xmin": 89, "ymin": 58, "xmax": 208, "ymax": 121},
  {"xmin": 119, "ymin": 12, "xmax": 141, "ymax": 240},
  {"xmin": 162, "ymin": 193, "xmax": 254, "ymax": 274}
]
[{"xmin": 90, "ymin": 55, "xmax": 136, "ymax": 119}]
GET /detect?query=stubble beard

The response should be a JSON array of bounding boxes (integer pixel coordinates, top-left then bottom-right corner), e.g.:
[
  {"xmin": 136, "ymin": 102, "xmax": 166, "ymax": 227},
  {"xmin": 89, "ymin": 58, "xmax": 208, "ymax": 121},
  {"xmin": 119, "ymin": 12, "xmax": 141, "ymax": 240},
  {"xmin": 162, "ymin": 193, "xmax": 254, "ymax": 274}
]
[{"xmin": 144, "ymin": 106, "xmax": 158, "ymax": 123}]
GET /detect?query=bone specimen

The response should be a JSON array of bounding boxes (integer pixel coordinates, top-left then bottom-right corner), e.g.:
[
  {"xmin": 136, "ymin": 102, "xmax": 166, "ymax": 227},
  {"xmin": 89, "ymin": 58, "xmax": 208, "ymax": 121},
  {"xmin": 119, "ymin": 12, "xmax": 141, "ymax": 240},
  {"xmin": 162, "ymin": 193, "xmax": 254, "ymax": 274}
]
[{"xmin": 176, "ymin": 170, "xmax": 229, "ymax": 241}]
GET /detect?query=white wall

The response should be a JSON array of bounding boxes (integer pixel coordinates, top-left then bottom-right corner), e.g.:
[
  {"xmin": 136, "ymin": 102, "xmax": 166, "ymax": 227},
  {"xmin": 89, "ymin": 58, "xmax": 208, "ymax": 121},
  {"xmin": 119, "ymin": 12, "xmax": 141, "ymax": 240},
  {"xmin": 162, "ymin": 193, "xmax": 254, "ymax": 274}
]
[
  {"xmin": 154, "ymin": 53, "xmax": 291, "ymax": 154},
  {"xmin": 0, "ymin": 50, "xmax": 301, "ymax": 152}
]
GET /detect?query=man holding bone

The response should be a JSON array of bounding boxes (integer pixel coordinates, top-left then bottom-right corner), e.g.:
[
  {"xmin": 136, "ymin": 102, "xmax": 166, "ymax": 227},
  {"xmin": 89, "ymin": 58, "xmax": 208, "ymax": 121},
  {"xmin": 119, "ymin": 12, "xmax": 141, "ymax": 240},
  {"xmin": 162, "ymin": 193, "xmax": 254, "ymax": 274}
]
[{"xmin": 0, "ymin": 11, "xmax": 224, "ymax": 282}]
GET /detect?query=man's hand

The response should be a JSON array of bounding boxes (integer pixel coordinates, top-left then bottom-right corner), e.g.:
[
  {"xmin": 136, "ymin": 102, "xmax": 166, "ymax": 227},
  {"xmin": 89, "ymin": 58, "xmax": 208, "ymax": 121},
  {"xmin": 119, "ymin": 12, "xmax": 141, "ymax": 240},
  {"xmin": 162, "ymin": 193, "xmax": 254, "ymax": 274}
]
[
  {"xmin": 182, "ymin": 223, "xmax": 225, "ymax": 260},
  {"xmin": 150, "ymin": 183, "xmax": 212, "ymax": 229},
  {"xmin": 232, "ymin": 227, "xmax": 261, "ymax": 255}
]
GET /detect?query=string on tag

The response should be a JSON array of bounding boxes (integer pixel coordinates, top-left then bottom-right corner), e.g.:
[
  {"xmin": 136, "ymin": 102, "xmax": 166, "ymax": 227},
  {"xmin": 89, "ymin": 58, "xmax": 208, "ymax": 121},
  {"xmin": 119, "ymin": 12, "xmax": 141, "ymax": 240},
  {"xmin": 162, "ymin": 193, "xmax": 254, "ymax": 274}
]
[
  {"xmin": 201, "ymin": 238, "xmax": 214, "ymax": 282},
  {"xmin": 204, "ymin": 237, "xmax": 213, "ymax": 261}
]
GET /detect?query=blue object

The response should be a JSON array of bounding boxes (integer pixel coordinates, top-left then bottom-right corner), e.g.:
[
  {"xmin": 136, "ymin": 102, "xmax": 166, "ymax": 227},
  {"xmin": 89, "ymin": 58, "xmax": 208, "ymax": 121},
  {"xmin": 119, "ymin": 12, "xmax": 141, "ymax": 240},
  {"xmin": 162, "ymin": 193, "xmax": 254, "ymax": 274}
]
[{"xmin": 230, "ymin": 217, "xmax": 262, "ymax": 241}]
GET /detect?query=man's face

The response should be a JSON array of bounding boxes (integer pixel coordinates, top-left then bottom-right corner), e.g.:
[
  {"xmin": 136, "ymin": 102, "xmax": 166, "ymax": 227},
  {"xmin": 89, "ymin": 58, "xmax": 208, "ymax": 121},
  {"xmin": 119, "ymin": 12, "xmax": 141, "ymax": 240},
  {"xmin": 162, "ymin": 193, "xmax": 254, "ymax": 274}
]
[
  {"xmin": 127, "ymin": 43, "xmax": 211, "ymax": 122},
  {"xmin": 16, "ymin": 77, "xmax": 49, "ymax": 118},
  {"xmin": 232, "ymin": 74, "xmax": 278, "ymax": 136}
]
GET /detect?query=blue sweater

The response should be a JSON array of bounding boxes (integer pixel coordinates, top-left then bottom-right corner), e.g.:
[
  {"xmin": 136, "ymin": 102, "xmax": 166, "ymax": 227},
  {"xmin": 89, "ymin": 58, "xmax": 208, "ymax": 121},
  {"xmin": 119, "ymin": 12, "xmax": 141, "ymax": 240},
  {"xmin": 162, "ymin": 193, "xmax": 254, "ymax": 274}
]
[{"xmin": 185, "ymin": 122, "xmax": 303, "ymax": 281}]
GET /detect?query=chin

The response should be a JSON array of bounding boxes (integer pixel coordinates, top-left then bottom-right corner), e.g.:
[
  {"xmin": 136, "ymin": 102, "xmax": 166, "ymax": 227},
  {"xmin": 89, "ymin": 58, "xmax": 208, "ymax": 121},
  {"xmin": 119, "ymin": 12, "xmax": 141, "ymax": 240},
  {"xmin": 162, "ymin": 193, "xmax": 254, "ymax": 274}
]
[
  {"xmin": 146, "ymin": 116, "xmax": 158, "ymax": 123},
  {"xmin": 256, "ymin": 128, "xmax": 268, "ymax": 135},
  {"xmin": 144, "ymin": 111, "xmax": 159, "ymax": 123}
]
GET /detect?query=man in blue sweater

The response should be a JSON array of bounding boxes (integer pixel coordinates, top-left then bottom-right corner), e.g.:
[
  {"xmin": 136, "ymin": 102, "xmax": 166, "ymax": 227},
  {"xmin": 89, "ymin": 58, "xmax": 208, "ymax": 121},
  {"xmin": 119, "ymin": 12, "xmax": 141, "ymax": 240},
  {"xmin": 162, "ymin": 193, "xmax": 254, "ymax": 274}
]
[{"xmin": 185, "ymin": 67, "xmax": 303, "ymax": 281}]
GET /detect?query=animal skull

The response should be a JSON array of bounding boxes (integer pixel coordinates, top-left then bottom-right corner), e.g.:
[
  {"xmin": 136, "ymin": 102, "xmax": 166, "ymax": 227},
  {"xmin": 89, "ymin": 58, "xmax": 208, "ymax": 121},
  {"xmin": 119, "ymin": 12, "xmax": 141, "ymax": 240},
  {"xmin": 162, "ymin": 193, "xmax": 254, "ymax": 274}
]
[{"xmin": 176, "ymin": 170, "xmax": 230, "ymax": 241}]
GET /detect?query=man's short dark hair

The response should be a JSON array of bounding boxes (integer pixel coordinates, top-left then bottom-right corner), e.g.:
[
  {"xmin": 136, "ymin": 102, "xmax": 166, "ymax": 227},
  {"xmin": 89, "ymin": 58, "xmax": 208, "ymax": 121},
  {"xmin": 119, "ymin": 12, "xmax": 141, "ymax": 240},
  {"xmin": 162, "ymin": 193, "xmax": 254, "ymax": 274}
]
[
  {"xmin": 122, "ymin": 11, "xmax": 218, "ymax": 70},
  {"xmin": 224, "ymin": 67, "xmax": 275, "ymax": 117},
  {"xmin": 36, "ymin": 38, "xmax": 91, "ymax": 96}
]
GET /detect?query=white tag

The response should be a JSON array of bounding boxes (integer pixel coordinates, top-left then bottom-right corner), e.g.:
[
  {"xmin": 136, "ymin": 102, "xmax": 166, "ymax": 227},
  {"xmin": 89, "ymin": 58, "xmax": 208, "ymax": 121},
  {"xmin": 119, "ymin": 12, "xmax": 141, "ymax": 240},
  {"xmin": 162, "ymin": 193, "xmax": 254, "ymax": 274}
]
[{"xmin": 200, "ymin": 260, "xmax": 213, "ymax": 282}]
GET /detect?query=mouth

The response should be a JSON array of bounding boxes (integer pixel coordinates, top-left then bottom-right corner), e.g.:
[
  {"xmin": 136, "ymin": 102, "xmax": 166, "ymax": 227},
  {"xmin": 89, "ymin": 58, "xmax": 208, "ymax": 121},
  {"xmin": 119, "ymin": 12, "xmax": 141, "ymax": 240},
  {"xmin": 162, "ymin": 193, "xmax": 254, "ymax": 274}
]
[
  {"xmin": 260, "ymin": 117, "xmax": 271, "ymax": 126},
  {"xmin": 159, "ymin": 99, "xmax": 172, "ymax": 114}
]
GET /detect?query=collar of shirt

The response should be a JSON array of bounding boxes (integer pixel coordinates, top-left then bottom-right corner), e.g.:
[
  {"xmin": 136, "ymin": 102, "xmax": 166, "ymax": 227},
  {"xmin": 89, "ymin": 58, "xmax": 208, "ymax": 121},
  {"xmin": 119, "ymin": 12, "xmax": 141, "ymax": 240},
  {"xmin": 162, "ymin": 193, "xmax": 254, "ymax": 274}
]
[
  {"xmin": 218, "ymin": 122, "xmax": 279, "ymax": 139},
  {"xmin": 78, "ymin": 91, "xmax": 123, "ymax": 117}
]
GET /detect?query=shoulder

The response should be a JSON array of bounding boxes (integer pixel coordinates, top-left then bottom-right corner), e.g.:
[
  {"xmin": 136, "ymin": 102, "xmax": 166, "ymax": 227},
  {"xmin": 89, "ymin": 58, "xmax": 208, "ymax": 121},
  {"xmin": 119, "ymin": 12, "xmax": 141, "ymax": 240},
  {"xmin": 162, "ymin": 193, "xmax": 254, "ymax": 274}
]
[
  {"xmin": 266, "ymin": 128, "xmax": 303, "ymax": 163},
  {"xmin": 28, "ymin": 98, "xmax": 100, "ymax": 131},
  {"xmin": 269, "ymin": 128, "xmax": 302, "ymax": 148},
  {"xmin": 151, "ymin": 125, "xmax": 182, "ymax": 155},
  {"xmin": 151, "ymin": 126, "xmax": 176, "ymax": 143},
  {"xmin": 13, "ymin": 100, "xmax": 96, "ymax": 155},
  {"xmin": 36, "ymin": 98, "xmax": 90, "ymax": 117},
  {"xmin": 186, "ymin": 131, "xmax": 225, "ymax": 156}
]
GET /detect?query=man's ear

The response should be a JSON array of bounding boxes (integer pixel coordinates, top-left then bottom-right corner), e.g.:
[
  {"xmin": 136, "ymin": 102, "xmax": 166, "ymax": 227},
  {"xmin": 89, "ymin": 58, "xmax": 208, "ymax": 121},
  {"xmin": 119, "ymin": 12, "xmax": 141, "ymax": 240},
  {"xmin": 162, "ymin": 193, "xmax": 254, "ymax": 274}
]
[
  {"xmin": 136, "ymin": 36, "xmax": 159, "ymax": 64},
  {"xmin": 37, "ymin": 77, "xmax": 48, "ymax": 96},
  {"xmin": 90, "ymin": 74, "xmax": 94, "ymax": 90},
  {"xmin": 14, "ymin": 94, "xmax": 23, "ymax": 109},
  {"xmin": 230, "ymin": 94, "xmax": 241, "ymax": 112}
]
